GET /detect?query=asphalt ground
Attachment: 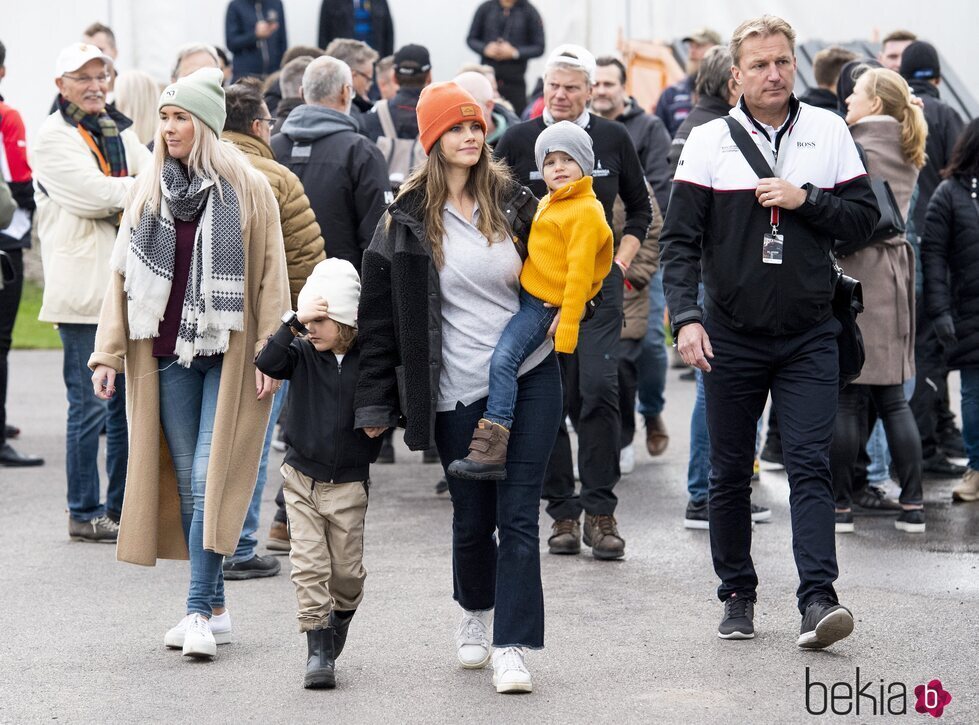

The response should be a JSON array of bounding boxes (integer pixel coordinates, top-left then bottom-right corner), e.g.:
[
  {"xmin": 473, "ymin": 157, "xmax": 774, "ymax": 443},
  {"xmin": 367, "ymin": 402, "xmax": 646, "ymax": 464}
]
[{"xmin": 2, "ymin": 349, "xmax": 977, "ymax": 724}]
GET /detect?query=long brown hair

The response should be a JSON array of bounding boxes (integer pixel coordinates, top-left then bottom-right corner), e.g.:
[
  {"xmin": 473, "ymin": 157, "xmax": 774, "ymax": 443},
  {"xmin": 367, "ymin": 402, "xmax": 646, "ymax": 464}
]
[
  {"xmin": 395, "ymin": 140, "xmax": 513, "ymax": 269},
  {"xmin": 861, "ymin": 68, "xmax": 928, "ymax": 169}
]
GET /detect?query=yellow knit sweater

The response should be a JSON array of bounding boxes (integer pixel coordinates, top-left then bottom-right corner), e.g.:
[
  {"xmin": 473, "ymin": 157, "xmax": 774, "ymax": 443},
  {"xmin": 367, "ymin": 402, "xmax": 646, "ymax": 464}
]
[{"xmin": 520, "ymin": 176, "xmax": 613, "ymax": 354}]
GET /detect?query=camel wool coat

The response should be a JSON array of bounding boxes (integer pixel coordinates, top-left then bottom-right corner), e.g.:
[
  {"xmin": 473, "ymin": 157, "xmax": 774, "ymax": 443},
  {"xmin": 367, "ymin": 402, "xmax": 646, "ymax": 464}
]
[{"xmin": 88, "ymin": 179, "xmax": 290, "ymax": 565}]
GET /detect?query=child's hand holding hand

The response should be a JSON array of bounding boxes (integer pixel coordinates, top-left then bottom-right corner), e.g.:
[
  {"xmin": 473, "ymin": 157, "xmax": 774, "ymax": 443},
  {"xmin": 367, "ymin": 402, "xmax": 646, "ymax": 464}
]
[{"xmin": 297, "ymin": 296, "xmax": 329, "ymax": 325}]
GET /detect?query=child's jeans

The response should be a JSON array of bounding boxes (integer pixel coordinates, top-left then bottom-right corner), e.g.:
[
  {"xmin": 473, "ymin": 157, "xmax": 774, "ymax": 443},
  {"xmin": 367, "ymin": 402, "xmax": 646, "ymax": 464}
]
[
  {"xmin": 484, "ymin": 289, "xmax": 559, "ymax": 430},
  {"xmin": 281, "ymin": 462, "xmax": 369, "ymax": 632}
]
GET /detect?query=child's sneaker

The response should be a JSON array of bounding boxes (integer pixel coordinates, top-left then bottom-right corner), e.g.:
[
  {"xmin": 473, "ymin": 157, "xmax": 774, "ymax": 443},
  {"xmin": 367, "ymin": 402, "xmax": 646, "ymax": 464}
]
[
  {"xmin": 165, "ymin": 611, "xmax": 232, "ymax": 649},
  {"xmin": 456, "ymin": 609, "xmax": 492, "ymax": 669},
  {"xmin": 447, "ymin": 419, "xmax": 509, "ymax": 481},
  {"xmin": 492, "ymin": 647, "xmax": 532, "ymax": 693}
]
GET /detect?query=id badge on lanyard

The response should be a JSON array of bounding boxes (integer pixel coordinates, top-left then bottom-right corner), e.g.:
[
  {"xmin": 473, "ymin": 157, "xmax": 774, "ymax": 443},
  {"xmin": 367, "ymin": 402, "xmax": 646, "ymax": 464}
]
[{"xmin": 763, "ymin": 206, "xmax": 784, "ymax": 265}]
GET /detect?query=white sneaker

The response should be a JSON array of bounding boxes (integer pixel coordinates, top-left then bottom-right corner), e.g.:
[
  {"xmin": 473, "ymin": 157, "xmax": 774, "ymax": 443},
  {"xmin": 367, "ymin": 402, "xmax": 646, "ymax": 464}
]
[
  {"xmin": 181, "ymin": 614, "xmax": 217, "ymax": 659},
  {"xmin": 619, "ymin": 444, "xmax": 635, "ymax": 475},
  {"xmin": 455, "ymin": 609, "xmax": 492, "ymax": 669},
  {"xmin": 165, "ymin": 611, "xmax": 232, "ymax": 649},
  {"xmin": 492, "ymin": 647, "xmax": 532, "ymax": 693}
]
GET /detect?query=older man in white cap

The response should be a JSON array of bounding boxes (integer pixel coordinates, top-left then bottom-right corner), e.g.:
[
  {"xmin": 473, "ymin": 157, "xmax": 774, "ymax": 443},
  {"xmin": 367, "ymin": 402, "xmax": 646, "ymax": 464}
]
[
  {"xmin": 31, "ymin": 43, "xmax": 151, "ymax": 543},
  {"xmin": 495, "ymin": 43, "xmax": 652, "ymax": 561}
]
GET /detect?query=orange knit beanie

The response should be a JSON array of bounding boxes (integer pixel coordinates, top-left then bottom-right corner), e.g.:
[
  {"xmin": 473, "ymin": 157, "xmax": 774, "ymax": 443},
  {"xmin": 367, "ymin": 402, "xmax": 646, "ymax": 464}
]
[{"xmin": 416, "ymin": 82, "xmax": 487, "ymax": 154}]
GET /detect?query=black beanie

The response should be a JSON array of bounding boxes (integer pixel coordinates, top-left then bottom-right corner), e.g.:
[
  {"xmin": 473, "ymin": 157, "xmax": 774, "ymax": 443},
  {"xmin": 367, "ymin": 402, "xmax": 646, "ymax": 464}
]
[
  {"xmin": 836, "ymin": 58, "xmax": 882, "ymax": 114},
  {"xmin": 899, "ymin": 41, "xmax": 941, "ymax": 81}
]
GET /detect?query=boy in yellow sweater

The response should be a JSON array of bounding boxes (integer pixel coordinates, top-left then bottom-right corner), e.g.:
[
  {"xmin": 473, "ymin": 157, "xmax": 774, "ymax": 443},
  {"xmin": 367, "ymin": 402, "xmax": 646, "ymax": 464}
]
[{"xmin": 449, "ymin": 120, "xmax": 613, "ymax": 480}]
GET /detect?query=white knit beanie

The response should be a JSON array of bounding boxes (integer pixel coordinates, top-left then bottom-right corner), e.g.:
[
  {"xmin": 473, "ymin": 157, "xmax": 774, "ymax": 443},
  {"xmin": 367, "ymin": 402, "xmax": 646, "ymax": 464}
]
[{"xmin": 297, "ymin": 259, "xmax": 361, "ymax": 329}]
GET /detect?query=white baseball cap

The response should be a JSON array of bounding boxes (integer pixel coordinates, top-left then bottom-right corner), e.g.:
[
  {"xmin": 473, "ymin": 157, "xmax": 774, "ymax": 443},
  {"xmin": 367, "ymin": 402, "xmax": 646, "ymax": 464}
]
[
  {"xmin": 55, "ymin": 42, "xmax": 113, "ymax": 77},
  {"xmin": 545, "ymin": 44, "xmax": 597, "ymax": 84}
]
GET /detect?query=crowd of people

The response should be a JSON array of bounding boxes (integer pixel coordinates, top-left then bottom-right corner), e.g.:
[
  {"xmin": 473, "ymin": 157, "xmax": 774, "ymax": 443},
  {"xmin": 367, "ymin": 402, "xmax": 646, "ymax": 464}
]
[{"xmin": 0, "ymin": 0, "xmax": 976, "ymax": 697}]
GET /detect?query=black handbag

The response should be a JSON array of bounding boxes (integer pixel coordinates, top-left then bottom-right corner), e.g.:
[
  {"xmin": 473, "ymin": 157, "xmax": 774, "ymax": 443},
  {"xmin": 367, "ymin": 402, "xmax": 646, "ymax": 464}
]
[{"xmin": 723, "ymin": 116, "xmax": 866, "ymax": 387}]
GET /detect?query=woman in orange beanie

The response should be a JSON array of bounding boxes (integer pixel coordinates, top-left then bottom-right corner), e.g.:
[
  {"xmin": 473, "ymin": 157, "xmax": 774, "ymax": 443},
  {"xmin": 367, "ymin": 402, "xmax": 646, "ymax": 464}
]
[{"xmin": 354, "ymin": 81, "xmax": 563, "ymax": 694}]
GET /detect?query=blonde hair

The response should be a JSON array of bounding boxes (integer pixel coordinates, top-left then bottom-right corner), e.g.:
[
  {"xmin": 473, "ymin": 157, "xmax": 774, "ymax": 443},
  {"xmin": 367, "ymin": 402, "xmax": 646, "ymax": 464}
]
[
  {"xmin": 861, "ymin": 68, "xmax": 928, "ymax": 169},
  {"xmin": 114, "ymin": 71, "xmax": 163, "ymax": 145},
  {"xmin": 125, "ymin": 114, "xmax": 264, "ymax": 227},
  {"xmin": 393, "ymin": 142, "xmax": 514, "ymax": 269},
  {"xmin": 332, "ymin": 320, "xmax": 358, "ymax": 354},
  {"xmin": 730, "ymin": 15, "xmax": 796, "ymax": 66}
]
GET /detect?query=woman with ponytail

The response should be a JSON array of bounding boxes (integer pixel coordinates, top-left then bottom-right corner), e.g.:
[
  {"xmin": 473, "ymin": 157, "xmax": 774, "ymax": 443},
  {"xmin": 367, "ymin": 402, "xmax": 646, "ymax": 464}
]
[
  {"xmin": 88, "ymin": 68, "xmax": 289, "ymax": 659},
  {"xmin": 830, "ymin": 66, "xmax": 928, "ymax": 534}
]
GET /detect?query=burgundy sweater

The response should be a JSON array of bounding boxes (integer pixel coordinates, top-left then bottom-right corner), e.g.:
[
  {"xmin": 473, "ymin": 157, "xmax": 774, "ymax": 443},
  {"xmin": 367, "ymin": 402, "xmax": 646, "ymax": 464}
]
[{"xmin": 152, "ymin": 215, "xmax": 199, "ymax": 357}]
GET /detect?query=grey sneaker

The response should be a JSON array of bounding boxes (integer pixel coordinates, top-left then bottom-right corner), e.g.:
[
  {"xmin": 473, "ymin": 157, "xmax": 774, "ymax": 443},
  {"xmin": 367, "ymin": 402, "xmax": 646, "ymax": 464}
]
[
  {"xmin": 797, "ymin": 601, "xmax": 854, "ymax": 649},
  {"xmin": 68, "ymin": 515, "xmax": 119, "ymax": 543},
  {"xmin": 718, "ymin": 593, "xmax": 755, "ymax": 639}
]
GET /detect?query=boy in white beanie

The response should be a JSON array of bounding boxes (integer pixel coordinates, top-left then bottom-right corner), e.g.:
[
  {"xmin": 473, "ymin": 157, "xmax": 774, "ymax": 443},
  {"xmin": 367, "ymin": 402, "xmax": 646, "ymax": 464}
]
[{"xmin": 255, "ymin": 258, "xmax": 381, "ymax": 690}]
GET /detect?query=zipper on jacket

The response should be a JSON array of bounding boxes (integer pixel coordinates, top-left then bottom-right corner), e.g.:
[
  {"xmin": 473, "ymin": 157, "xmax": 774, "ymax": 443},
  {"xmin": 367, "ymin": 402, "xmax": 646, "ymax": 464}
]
[{"xmin": 328, "ymin": 358, "xmax": 343, "ymax": 484}]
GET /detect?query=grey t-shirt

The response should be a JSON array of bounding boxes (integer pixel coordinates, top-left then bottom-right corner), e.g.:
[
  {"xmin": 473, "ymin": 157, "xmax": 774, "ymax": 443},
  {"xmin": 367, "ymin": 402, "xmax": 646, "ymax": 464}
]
[{"xmin": 436, "ymin": 202, "xmax": 553, "ymax": 413}]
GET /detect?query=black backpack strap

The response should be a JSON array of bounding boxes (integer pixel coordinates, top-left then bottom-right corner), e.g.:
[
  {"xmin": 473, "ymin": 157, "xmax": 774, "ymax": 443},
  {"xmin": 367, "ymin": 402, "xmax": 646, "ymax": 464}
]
[{"xmin": 723, "ymin": 116, "xmax": 774, "ymax": 179}]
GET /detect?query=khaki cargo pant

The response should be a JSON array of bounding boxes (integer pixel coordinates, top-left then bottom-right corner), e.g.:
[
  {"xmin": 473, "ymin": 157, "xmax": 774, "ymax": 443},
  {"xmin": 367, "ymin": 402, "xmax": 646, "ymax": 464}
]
[{"xmin": 281, "ymin": 463, "xmax": 368, "ymax": 632}]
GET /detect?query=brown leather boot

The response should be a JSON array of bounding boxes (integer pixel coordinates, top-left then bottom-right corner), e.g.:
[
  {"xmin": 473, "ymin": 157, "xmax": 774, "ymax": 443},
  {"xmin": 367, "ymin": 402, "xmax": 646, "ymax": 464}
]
[
  {"xmin": 547, "ymin": 518, "xmax": 581, "ymax": 555},
  {"xmin": 645, "ymin": 415, "xmax": 669, "ymax": 456},
  {"xmin": 447, "ymin": 419, "xmax": 510, "ymax": 481},
  {"xmin": 583, "ymin": 514, "xmax": 625, "ymax": 560},
  {"xmin": 267, "ymin": 520, "xmax": 290, "ymax": 552}
]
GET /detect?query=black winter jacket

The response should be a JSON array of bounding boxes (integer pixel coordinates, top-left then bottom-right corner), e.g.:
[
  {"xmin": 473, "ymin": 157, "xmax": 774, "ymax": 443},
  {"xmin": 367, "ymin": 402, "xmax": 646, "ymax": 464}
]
[
  {"xmin": 668, "ymin": 95, "xmax": 732, "ymax": 178},
  {"xmin": 908, "ymin": 81, "xmax": 965, "ymax": 237},
  {"xmin": 466, "ymin": 0, "xmax": 545, "ymax": 78},
  {"xmin": 271, "ymin": 104, "xmax": 392, "ymax": 272},
  {"xmin": 353, "ymin": 182, "xmax": 537, "ymax": 449},
  {"xmin": 318, "ymin": 0, "xmax": 394, "ymax": 57},
  {"xmin": 225, "ymin": 0, "xmax": 287, "ymax": 80},
  {"xmin": 360, "ymin": 87, "xmax": 423, "ymax": 143},
  {"xmin": 617, "ymin": 98, "xmax": 672, "ymax": 212},
  {"xmin": 256, "ymin": 327, "xmax": 381, "ymax": 483},
  {"xmin": 921, "ymin": 176, "xmax": 979, "ymax": 369}
]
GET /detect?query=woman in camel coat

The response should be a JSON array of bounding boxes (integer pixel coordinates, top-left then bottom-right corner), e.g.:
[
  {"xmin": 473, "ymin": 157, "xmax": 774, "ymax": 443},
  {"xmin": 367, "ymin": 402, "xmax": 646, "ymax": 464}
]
[{"xmin": 89, "ymin": 68, "xmax": 289, "ymax": 659}]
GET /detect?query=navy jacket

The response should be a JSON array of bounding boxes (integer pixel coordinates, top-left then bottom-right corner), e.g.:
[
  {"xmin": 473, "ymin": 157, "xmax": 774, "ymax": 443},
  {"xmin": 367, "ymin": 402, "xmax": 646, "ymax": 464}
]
[{"xmin": 226, "ymin": 0, "xmax": 287, "ymax": 80}]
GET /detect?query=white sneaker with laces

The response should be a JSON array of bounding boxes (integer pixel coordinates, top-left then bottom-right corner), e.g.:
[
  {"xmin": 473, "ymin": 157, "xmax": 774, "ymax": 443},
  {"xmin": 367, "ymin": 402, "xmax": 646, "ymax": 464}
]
[
  {"xmin": 165, "ymin": 611, "xmax": 232, "ymax": 649},
  {"xmin": 492, "ymin": 646, "xmax": 532, "ymax": 693},
  {"xmin": 181, "ymin": 613, "xmax": 217, "ymax": 658},
  {"xmin": 619, "ymin": 444, "xmax": 635, "ymax": 475},
  {"xmin": 455, "ymin": 609, "xmax": 492, "ymax": 669}
]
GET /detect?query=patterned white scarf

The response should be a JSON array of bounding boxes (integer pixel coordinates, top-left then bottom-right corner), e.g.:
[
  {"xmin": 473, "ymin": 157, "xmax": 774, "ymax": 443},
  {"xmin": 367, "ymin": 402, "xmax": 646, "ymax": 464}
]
[{"xmin": 111, "ymin": 157, "xmax": 245, "ymax": 366}]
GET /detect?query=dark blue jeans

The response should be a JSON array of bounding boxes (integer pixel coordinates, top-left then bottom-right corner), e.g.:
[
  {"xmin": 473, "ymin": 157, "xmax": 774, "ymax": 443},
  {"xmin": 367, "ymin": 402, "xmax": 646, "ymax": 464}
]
[
  {"xmin": 435, "ymin": 354, "xmax": 562, "ymax": 649},
  {"xmin": 959, "ymin": 368, "xmax": 979, "ymax": 470},
  {"xmin": 703, "ymin": 315, "xmax": 841, "ymax": 614},
  {"xmin": 59, "ymin": 323, "xmax": 128, "ymax": 522},
  {"xmin": 484, "ymin": 290, "xmax": 558, "ymax": 430}
]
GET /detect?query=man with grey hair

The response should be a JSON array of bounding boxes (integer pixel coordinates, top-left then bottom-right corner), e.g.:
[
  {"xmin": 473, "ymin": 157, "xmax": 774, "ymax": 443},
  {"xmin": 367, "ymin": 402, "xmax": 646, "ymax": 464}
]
[
  {"xmin": 272, "ymin": 55, "xmax": 316, "ymax": 134},
  {"xmin": 661, "ymin": 14, "xmax": 878, "ymax": 647},
  {"xmin": 271, "ymin": 56, "xmax": 390, "ymax": 271},
  {"xmin": 496, "ymin": 44, "xmax": 652, "ymax": 561},
  {"xmin": 325, "ymin": 38, "xmax": 379, "ymax": 120},
  {"xmin": 171, "ymin": 43, "xmax": 221, "ymax": 82}
]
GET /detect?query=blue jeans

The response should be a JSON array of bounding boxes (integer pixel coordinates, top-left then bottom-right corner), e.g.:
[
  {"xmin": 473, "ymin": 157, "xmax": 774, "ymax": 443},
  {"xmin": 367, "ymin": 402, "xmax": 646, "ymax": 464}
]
[
  {"xmin": 484, "ymin": 290, "xmax": 558, "ymax": 430},
  {"xmin": 436, "ymin": 354, "xmax": 562, "ymax": 649},
  {"xmin": 961, "ymin": 368, "xmax": 979, "ymax": 470},
  {"xmin": 59, "ymin": 323, "xmax": 128, "ymax": 521},
  {"xmin": 158, "ymin": 355, "xmax": 226, "ymax": 617},
  {"xmin": 230, "ymin": 379, "xmax": 289, "ymax": 562},
  {"xmin": 637, "ymin": 267, "xmax": 668, "ymax": 419},
  {"xmin": 688, "ymin": 370, "xmax": 710, "ymax": 503}
]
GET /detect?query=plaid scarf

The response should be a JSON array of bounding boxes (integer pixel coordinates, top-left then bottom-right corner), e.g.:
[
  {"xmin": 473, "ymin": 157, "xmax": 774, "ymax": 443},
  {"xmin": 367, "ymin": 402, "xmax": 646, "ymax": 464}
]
[
  {"xmin": 58, "ymin": 96, "xmax": 131, "ymax": 177},
  {"xmin": 110, "ymin": 157, "xmax": 246, "ymax": 366}
]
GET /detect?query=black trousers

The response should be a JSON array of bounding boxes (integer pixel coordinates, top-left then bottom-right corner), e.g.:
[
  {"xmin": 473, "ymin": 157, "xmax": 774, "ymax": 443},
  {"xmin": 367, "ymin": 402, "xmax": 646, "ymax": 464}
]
[
  {"xmin": 618, "ymin": 337, "xmax": 643, "ymax": 449},
  {"xmin": 831, "ymin": 383, "xmax": 923, "ymax": 508},
  {"xmin": 0, "ymin": 248, "xmax": 24, "ymax": 447},
  {"xmin": 703, "ymin": 314, "xmax": 841, "ymax": 613},
  {"xmin": 542, "ymin": 268, "xmax": 624, "ymax": 520},
  {"xmin": 493, "ymin": 64, "xmax": 528, "ymax": 117},
  {"xmin": 910, "ymin": 298, "xmax": 954, "ymax": 458}
]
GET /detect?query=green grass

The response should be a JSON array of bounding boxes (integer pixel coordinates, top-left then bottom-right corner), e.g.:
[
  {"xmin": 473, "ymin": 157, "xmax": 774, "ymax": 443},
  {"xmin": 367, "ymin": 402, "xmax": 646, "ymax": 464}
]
[{"xmin": 12, "ymin": 281, "xmax": 62, "ymax": 349}]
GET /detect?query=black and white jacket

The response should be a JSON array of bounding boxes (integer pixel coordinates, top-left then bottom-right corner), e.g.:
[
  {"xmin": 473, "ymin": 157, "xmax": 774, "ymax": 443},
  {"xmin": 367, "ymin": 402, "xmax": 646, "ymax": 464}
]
[{"xmin": 661, "ymin": 96, "xmax": 879, "ymax": 336}]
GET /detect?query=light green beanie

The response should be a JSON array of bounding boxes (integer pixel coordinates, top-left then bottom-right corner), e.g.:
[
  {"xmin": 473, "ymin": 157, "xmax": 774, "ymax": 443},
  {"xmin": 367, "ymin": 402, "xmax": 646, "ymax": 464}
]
[{"xmin": 159, "ymin": 67, "xmax": 226, "ymax": 138}]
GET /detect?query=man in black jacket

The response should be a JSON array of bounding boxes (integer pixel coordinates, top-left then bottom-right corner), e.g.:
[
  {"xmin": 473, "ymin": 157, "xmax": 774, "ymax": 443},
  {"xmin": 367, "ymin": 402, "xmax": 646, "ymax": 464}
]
[
  {"xmin": 900, "ymin": 40, "xmax": 969, "ymax": 476},
  {"xmin": 496, "ymin": 44, "xmax": 652, "ymax": 561},
  {"xmin": 271, "ymin": 56, "xmax": 391, "ymax": 272},
  {"xmin": 467, "ymin": 0, "xmax": 545, "ymax": 116},
  {"xmin": 662, "ymin": 16, "xmax": 878, "ymax": 648},
  {"xmin": 318, "ymin": 0, "xmax": 394, "ymax": 58},
  {"xmin": 798, "ymin": 46, "xmax": 856, "ymax": 115},
  {"xmin": 360, "ymin": 44, "xmax": 431, "ymax": 142}
]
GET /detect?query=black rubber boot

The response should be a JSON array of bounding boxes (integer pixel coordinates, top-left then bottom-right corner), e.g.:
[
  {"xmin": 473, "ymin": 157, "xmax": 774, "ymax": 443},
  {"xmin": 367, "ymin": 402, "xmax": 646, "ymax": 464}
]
[
  {"xmin": 303, "ymin": 627, "xmax": 336, "ymax": 689},
  {"xmin": 329, "ymin": 609, "xmax": 356, "ymax": 658}
]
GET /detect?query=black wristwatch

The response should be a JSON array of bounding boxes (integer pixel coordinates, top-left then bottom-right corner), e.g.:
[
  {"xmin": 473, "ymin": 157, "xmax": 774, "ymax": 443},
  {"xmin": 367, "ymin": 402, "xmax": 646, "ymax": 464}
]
[
  {"xmin": 281, "ymin": 310, "xmax": 309, "ymax": 336},
  {"xmin": 803, "ymin": 182, "xmax": 822, "ymax": 207}
]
